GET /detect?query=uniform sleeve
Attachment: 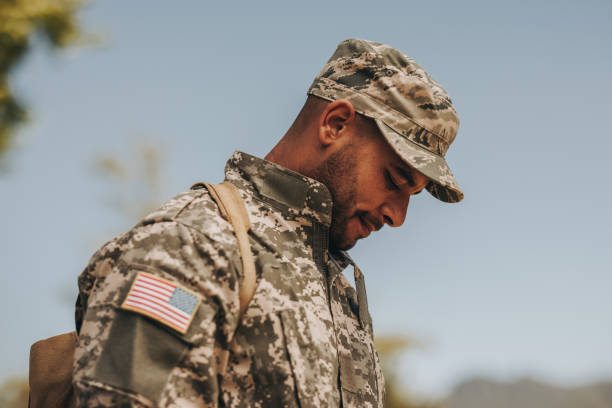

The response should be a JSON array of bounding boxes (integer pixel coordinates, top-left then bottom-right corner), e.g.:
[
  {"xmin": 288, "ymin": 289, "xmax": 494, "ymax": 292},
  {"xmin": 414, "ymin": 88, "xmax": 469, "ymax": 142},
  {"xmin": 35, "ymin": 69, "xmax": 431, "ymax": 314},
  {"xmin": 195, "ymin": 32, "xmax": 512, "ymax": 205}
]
[{"xmin": 73, "ymin": 220, "xmax": 242, "ymax": 407}]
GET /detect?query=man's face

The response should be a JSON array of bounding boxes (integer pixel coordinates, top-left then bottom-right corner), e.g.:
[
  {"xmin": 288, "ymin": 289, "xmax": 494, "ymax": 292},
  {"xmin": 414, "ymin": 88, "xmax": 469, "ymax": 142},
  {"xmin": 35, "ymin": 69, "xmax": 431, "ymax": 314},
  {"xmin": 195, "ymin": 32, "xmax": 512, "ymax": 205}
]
[{"xmin": 312, "ymin": 122, "xmax": 430, "ymax": 251}]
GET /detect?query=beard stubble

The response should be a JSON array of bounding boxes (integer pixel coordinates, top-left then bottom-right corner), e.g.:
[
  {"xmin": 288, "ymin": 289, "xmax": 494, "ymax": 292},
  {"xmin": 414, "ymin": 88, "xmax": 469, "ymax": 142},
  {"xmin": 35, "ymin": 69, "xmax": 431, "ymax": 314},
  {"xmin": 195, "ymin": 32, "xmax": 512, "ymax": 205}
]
[{"xmin": 309, "ymin": 144, "xmax": 360, "ymax": 251}]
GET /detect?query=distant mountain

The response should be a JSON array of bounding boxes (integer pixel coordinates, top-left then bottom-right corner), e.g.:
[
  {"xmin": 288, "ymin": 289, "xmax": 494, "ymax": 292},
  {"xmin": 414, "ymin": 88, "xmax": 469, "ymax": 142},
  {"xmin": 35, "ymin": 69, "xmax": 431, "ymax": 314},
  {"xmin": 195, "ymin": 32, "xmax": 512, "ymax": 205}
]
[{"xmin": 444, "ymin": 378, "xmax": 612, "ymax": 408}]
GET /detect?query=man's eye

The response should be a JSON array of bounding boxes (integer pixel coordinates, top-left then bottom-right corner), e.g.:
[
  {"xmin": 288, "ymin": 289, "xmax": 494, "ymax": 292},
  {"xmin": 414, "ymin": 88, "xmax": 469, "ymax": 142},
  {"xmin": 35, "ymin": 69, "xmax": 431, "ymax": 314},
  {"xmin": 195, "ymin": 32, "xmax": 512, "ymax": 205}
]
[{"xmin": 385, "ymin": 171, "xmax": 400, "ymax": 190}]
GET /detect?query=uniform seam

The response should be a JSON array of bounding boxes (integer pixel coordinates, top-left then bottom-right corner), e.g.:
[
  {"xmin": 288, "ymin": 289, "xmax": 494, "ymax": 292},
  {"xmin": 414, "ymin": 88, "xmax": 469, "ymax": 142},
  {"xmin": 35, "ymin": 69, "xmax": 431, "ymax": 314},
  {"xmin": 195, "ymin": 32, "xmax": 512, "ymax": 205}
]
[
  {"xmin": 144, "ymin": 217, "xmax": 238, "ymax": 252},
  {"xmin": 172, "ymin": 190, "xmax": 207, "ymax": 220},
  {"xmin": 77, "ymin": 378, "xmax": 155, "ymax": 407},
  {"xmin": 278, "ymin": 311, "xmax": 306, "ymax": 405},
  {"xmin": 131, "ymin": 219, "xmax": 243, "ymax": 285}
]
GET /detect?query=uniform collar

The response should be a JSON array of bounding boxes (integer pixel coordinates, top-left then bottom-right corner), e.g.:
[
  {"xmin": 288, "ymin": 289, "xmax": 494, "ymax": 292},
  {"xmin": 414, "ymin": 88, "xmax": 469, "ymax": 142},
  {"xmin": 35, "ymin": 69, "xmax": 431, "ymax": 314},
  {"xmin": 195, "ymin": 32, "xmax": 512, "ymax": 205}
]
[
  {"xmin": 224, "ymin": 151, "xmax": 333, "ymax": 227},
  {"xmin": 329, "ymin": 249, "xmax": 353, "ymax": 270}
]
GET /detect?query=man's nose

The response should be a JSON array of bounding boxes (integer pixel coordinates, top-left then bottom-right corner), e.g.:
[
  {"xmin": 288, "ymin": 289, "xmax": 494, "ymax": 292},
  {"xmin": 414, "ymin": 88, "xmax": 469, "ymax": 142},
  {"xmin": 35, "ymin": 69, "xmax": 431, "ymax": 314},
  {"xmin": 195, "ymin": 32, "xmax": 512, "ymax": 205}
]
[{"xmin": 380, "ymin": 195, "xmax": 410, "ymax": 227}]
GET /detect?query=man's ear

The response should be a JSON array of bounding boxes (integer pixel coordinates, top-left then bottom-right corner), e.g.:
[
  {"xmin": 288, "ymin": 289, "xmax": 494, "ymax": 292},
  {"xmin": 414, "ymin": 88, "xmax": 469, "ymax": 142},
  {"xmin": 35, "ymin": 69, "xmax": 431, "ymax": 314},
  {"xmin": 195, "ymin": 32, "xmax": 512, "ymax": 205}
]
[{"xmin": 318, "ymin": 100, "xmax": 356, "ymax": 147}]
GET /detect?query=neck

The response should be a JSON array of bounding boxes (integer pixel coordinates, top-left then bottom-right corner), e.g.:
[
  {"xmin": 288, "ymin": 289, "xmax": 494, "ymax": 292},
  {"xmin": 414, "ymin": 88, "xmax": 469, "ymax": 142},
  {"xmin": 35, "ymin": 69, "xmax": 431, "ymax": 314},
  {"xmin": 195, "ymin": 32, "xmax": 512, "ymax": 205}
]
[
  {"xmin": 265, "ymin": 132, "xmax": 316, "ymax": 176},
  {"xmin": 264, "ymin": 137, "xmax": 295, "ymax": 170}
]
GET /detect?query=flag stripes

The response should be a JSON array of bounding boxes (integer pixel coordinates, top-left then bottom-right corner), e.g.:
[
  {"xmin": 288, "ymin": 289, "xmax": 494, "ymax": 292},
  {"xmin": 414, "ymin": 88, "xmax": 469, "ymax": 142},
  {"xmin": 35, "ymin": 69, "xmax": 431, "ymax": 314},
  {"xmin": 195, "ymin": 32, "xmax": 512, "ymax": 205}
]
[{"xmin": 121, "ymin": 271, "xmax": 200, "ymax": 333}]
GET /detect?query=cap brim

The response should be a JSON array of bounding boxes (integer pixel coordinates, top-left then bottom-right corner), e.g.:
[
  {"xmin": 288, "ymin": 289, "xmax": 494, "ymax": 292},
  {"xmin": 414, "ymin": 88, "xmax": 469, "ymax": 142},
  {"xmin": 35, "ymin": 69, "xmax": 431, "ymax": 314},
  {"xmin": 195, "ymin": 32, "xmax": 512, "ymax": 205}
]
[{"xmin": 375, "ymin": 119, "xmax": 464, "ymax": 203}]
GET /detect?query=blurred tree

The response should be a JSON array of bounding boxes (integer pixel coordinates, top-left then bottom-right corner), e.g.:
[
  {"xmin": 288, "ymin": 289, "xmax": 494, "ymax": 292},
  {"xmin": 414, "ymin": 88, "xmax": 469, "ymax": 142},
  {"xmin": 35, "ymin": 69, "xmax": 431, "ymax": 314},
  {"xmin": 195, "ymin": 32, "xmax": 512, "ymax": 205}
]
[
  {"xmin": 0, "ymin": 1, "xmax": 88, "ymax": 397},
  {"xmin": 376, "ymin": 334, "xmax": 442, "ymax": 408},
  {"xmin": 55, "ymin": 140, "xmax": 165, "ymax": 309},
  {"xmin": 92, "ymin": 140, "xmax": 165, "ymax": 222},
  {"xmin": 0, "ymin": 0, "xmax": 86, "ymax": 167},
  {"xmin": 0, "ymin": 376, "xmax": 28, "ymax": 408}
]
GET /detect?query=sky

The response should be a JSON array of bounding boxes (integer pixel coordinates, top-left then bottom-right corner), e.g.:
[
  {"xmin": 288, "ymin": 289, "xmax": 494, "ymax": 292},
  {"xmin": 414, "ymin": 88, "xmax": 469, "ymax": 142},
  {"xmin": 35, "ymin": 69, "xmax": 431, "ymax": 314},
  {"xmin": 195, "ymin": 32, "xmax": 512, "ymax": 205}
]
[{"xmin": 1, "ymin": 0, "xmax": 611, "ymax": 398}]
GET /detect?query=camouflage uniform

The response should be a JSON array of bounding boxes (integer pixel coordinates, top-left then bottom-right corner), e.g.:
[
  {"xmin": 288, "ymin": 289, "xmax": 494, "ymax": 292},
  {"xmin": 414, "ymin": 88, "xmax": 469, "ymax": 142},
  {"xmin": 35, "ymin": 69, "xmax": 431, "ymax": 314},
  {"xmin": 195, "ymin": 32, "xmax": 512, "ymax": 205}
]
[
  {"xmin": 73, "ymin": 151, "xmax": 385, "ymax": 407},
  {"xmin": 73, "ymin": 37, "xmax": 464, "ymax": 408}
]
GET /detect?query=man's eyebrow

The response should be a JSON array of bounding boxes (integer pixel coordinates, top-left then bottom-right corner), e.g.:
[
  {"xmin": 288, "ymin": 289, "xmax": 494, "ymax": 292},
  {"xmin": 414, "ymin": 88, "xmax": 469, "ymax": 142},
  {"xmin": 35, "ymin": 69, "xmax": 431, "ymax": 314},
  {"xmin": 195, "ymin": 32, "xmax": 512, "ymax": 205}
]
[{"xmin": 394, "ymin": 165, "xmax": 416, "ymax": 187}]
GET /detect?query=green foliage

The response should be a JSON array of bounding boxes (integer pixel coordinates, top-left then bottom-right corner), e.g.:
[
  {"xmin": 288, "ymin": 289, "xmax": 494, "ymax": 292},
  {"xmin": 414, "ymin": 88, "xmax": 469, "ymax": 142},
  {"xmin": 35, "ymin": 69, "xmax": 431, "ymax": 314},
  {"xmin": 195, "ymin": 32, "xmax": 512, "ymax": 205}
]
[{"xmin": 0, "ymin": 0, "xmax": 85, "ymax": 164}]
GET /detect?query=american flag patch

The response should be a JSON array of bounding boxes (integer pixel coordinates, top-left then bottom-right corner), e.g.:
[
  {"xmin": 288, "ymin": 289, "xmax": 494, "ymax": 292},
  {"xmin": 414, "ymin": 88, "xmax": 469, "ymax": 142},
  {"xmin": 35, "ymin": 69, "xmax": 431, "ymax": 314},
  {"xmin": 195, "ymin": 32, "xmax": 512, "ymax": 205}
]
[{"xmin": 121, "ymin": 272, "xmax": 201, "ymax": 334}]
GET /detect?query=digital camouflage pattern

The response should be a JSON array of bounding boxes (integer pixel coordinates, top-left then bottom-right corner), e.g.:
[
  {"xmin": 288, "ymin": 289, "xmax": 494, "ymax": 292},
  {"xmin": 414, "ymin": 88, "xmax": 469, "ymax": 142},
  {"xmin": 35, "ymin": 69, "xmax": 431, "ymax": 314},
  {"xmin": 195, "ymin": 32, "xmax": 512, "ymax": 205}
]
[
  {"xmin": 308, "ymin": 38, "xmax": 464, "ymax": 203},
  {"xmin": 73, "ymin": 151, "xmax": 384, "ymax": 407}
]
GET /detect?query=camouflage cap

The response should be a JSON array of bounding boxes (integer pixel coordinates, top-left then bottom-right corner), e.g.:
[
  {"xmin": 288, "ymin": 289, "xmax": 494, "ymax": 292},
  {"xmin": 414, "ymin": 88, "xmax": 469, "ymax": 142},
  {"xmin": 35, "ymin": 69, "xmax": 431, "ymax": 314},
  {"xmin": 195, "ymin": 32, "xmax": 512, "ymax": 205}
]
[{"xmin": 308, "ymin": 38, "xmax": 463, "ymax": 203}]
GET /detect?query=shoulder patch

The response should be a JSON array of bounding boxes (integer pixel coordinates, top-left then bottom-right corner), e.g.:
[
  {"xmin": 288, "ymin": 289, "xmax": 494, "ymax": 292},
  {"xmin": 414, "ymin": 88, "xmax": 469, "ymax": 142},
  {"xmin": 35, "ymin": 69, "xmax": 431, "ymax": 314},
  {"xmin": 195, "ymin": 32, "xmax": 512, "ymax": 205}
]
[{"xmin": 121, "ymin": 271, "xmax": 201, "ymax": 334}]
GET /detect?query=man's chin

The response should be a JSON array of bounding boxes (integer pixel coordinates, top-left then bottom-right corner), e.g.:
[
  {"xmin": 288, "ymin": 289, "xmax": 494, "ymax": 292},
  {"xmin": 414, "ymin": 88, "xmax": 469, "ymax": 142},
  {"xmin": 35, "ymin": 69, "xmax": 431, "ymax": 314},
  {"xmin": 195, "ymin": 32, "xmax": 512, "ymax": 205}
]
[
  {"xmin": 329, "ymin": 220, "xmax": 360, "ymax": 251},
  {"xmin": 329, "ymin": 234, "xmax": 358, "ymax": 252}
]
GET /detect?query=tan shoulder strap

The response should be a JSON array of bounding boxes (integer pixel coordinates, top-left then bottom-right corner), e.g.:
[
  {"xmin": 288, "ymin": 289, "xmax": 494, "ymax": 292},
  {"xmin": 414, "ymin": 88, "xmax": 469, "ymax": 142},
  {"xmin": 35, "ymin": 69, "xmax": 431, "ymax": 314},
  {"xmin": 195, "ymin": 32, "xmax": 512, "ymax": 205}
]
[{"xmin": 203, "ymin": 181, "xmax": 256, "ymax": 317}]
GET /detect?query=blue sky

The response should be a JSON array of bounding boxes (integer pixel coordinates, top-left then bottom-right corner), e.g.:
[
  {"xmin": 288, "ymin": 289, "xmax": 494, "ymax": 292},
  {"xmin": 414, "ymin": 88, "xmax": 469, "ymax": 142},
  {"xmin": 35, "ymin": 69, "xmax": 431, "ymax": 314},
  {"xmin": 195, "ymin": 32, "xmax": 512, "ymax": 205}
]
[{"xmin": 1, "ymin": 0, "xmax": 610, "ymax": 397}]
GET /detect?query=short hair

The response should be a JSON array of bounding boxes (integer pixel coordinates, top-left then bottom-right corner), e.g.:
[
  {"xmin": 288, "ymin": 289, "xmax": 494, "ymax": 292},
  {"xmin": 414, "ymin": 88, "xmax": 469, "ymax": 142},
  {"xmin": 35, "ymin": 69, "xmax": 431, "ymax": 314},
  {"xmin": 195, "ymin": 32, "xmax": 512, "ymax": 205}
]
[{"xmin": 291, "ymin": 95, "xmax": 380, "ymax": 140}]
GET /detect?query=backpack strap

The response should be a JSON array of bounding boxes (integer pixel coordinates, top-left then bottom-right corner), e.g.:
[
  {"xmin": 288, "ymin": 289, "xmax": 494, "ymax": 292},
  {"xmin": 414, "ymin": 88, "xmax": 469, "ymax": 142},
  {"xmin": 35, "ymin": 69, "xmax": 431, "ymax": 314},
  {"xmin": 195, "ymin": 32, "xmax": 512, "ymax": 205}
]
[
  {"xmin": 201, "ymin": 181, "xmax": 258, "ymax": 376},
  {"xmin": 203, "ymin": 181, "xmax": 257, "ymax": 318}
]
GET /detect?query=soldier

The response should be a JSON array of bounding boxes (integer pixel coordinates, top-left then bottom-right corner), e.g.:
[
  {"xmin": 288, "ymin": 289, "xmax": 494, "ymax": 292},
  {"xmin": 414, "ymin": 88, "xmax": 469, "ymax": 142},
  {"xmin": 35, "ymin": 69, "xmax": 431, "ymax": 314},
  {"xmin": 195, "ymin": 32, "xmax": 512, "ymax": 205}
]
[{"xmin": 73, "ymin": 38, "xmax": 463, "ymax": 407}]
